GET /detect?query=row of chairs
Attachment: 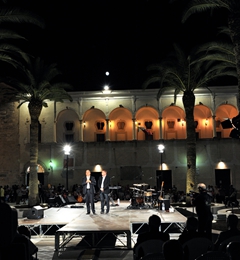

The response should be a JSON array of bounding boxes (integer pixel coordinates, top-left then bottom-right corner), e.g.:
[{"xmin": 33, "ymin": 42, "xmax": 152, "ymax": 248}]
[{"xmin": 133, "ymin": 235, "xmax": 240, "ymax": 260}]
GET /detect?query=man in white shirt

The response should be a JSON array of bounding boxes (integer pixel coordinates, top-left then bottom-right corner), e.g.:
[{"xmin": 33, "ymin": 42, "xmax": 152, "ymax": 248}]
[{"xmin": 98, "ymin": 170, "xmax": 110, "ymax": 214}]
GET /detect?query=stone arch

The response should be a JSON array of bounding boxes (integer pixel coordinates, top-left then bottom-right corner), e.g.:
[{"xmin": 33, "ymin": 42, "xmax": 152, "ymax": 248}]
[
  {"xmin": 162, "ymin": 105, "xmax": 185, "ymax": 139},
  {"xmin": 56, "ymin": 108, "xmax": 80, "ymax": 143},
  {"xmin": 194, "ymin": 104, "xmax": 213, "ymax": 139},
  {"xmin": 109, "ymin": 107, "xmax": 133, "ymax": 141},
  {"xmin": 83, "ymin": 108, "xmax": 106, "ymax": 142},
  {"xmin": 22, "ymin": 160, "xmax": 49, "ymax": 186},
  {"xmin": 136, "ymin": 106, "xmax": 159, "ymax": 140}
]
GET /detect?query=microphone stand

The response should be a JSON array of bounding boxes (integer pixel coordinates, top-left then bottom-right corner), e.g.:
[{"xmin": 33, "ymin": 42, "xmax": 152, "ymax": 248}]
[{"xmin": 109, "ymin": 176, "xmax": 116, "ymax": 206}]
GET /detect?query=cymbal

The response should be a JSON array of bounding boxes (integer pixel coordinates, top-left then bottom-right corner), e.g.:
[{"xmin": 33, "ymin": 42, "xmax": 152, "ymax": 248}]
[
  {"xmin": 140, "ymin": 183, "xmax": 148, "ymax": 186},
  {"xmin": 130, "ymin": 187, "xmax": 140, "ymax": 191},
  {"xmin": 147, "ymin": 188, "xmax": 155, "ymax": 191},
  {"xmin": 133, "ymin": 184, "xmax": 142, "ymax": 187}
]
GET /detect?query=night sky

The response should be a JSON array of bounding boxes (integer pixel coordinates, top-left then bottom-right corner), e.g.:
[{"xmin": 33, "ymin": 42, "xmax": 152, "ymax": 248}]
[{"xmin": 1, "ymin": 0, "xmax": 230, "ymax": 91}]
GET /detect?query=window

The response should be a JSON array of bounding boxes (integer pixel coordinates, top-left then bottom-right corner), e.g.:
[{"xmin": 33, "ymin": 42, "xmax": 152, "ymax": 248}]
[
  {"xmin": 65, "ymin": 134, "xmax": 74, "ymax": 143},
  {"xmin": 96, "ymin": 134, "xmax": 105, "ymax": 142},
  {"xmin": 65, "ymin": 122, "xmax": 74, "ymax": 131},
  {"xmin": 64, "ymin": 121, "xmax": 74, "ymax": 142},
  {"xmin": 96, "ymin": 122, "xmax": 105, "ymax": 130}
]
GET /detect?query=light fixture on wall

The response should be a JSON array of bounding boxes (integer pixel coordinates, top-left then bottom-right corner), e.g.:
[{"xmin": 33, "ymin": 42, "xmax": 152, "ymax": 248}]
[
  {"xmin": 102, "ymin": 85, "xmax": 111, "ymax": 94},
  {"xmin": 49, "ymin": 160, "xmax": 53, "ymax": 172},
  {"xmin": 218, "ymin": 160, "xmax": 225, "ymax": 169},
  {"xmin": 205, "ymin": 119, "xmax": 209, "ymax": 126},
  {"xmin": 83, "ymin": 121, "xmax": 86, "ymax": 128}
]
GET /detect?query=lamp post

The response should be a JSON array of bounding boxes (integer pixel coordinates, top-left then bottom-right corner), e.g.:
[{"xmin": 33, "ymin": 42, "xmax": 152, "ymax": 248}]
[
  {"xmin": 158, "ymin": 144, "xmax": 165, "ymax": 170},
  {"xmin": 64, "ymin": 144, "xmax": 71, "ymax": 191}
]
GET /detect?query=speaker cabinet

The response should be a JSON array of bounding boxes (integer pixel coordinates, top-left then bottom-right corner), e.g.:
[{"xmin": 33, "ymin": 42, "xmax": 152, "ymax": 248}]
[
  {"xmin": 65, "ymin": 196, "xmax": 77, "ymax": 204},
  {"xmin": 27, "ymin": 206, "xmax": 44, "ymax": 219},
  {"xmin": 55, "ymin": 195, "xmax": 66, "ymax": 206},
  {"xmin": 159, "ymin": 199, "xmax": 170, "ymax": 211}
]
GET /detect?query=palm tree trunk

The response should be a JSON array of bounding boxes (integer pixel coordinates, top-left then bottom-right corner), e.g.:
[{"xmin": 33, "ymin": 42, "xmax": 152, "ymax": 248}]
[
  {"xmin": 183, "ymin": 90, "xmax": 196, "ymax": 194},
  {"xmin": 28, "ymin": 100, "xmax": 42, "ymax": 206}
]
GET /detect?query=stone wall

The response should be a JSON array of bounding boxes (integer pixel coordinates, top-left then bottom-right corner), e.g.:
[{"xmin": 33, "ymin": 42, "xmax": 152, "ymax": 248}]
[{"xmin": 0, "ymin": 103, "xmax": 21, "ymax": 185}]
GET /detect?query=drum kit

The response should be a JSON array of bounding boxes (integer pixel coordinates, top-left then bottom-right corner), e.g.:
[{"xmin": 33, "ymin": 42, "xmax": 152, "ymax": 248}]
[{"xmin": 127, "ymin": 183, "xmax": 158, "ymax": 209}]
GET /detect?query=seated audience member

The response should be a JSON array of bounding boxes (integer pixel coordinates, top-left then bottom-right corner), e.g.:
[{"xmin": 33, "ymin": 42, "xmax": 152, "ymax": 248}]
[
  {"xmin": 0, "ymin": 202, "xmax": 15, "ymax": 249},
  {"xmin": 18, "ymin": 225, "xmax": 32, "ymax": 239},
  {"xmin": 214, "ymin": 214, "xmax": 240, "ymax": 250},
  {"xmin": 134, "ymin": 214, "xmax": 169, "ymax": 259},
  {"xmin": 0, "ymin": 203, "xmax": 38, "ymax": 260},
  {"xmin": 136, "ymin": 214, "xmax": 170, "ymax": 245},
  {"xmin": 163, "ymin": 239, "xmax": 184, "ymax": 260},
  {"xmin": 226, "ymin": 241, "xmax": 240, "ymax": 260},
  {"xmin": 178, "ymin": 216, "xmax": 204, "ymax": 245},
  {"xmin": 11, "ymin": 208, "xmax": 38, "ymax": 259}
]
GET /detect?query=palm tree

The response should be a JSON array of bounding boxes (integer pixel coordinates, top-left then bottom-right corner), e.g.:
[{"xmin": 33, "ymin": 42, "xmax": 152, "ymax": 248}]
[
  {"xmin": 3, "ymin": 57, "xmax": 73, "ymax": 206},
  {"xmin": 181, "ymin": 0, "xmax": 240, "ymax": 109},
  {"xmin": 143, "ymin": 43, "xmax": 237, "ymax": 193}
]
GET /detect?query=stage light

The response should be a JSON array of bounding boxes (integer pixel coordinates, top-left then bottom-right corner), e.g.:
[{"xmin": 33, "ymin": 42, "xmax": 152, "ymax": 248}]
[
  {"xmin": 221, "ymin": 119, "xmax": 232, "ymax": 129},
  {"xmin": 232, "ymin": 113, "xmax": 240, "ymax": 128},
  {"xmin": 230, "ymin": 128, "xmax": 240, "ymax": 139},
  {"xmin": 221, "ymin": 113, "xmax": 240, "ymax": 139}
]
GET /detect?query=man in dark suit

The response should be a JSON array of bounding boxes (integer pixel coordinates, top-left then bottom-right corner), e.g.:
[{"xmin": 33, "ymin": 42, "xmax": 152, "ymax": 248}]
[
  {"xmin": 98, "ymin": 169, "xmax": 110, "ymax": 214},
  {"xmin": 192, "ymin": 183, "xmax": 213, "ymax": 240},
  {"xmin": 82, "ymin": 169, "xmax": 96, "ymax": 215}
]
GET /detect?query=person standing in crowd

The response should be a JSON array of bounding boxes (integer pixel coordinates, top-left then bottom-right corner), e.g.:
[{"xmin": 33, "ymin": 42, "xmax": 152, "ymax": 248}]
[
  {"xmin": 98, "ymin": 169, "xmax": 110, "ymax": 214},
  {"xmin": 82, "ymin": 169, "xmax": 96, "ymax": 215},
  {"xmin": 0, "ymin": 185, "xmax": 4, "ymax": 203},
  {"xmin": 225, "ymin": 184, "xmax": 237, "ymax": 207},
  {"xmin": 192, "ymin": 183, "xmax": 213, "ymax": 240}
]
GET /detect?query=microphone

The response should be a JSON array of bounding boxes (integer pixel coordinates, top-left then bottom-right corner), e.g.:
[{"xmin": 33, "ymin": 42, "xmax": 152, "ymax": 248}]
[{"xmin": 111, "ymin": 176, "xmax": 115, "ymax": 179}]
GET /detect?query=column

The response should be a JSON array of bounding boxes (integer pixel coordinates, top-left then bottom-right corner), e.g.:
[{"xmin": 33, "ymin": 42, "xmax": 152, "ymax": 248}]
[
  {"xmin": 212, "ymin": 115, "xmax": 216, "ymax": 138},
  {"xmin": 80, "ymin": 120, "xmax": 83, "ymax": 141},
  {"xmin": 159, "ymin": 117, "xmax": 163, "ymax": 139},
  {"xmin": 106, "ymin": 119, "xmax": 110, "ymax": 141},
  {"xmin": 132, "ymin": 118, "xmax": 136, "ymax": 140}
]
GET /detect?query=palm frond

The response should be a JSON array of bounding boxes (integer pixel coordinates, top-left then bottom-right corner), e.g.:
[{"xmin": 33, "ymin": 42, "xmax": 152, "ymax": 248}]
[
  {"xmin": 182, "ymin": 0, "xmax": 230, "ymax": 23},
  {"xmin": 0, "ymin": 8, "xmax": 45, "ymax": 28},
  {"xmin": 0, "ymin": 29, "xmax": 26, "ymax": 40}
]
